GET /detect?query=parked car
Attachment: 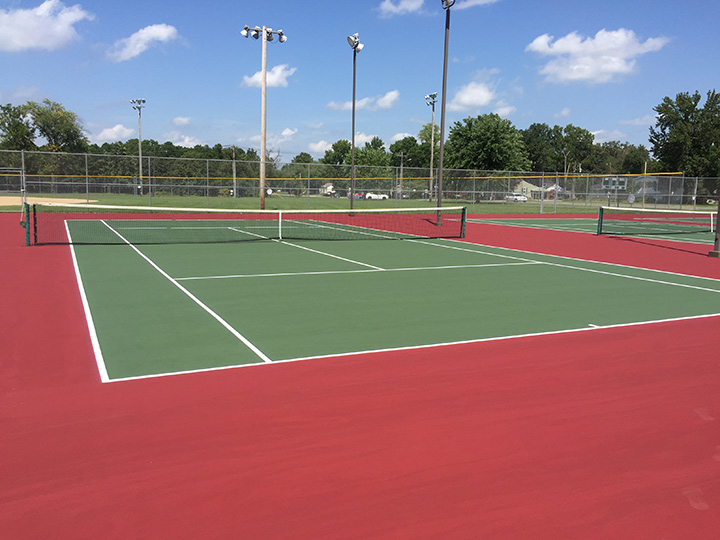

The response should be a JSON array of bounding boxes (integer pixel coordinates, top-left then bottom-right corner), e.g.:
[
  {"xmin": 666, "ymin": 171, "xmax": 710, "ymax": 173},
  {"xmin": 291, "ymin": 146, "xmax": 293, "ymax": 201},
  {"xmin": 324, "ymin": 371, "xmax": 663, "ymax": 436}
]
[
  {"xmin": 365, "ymin": 192, "xmax": 389, "ymax": 200},
  {"xmin": 504, "ymin": 192, "xmax": 528, "ymax": 202},
  {"xmin": 347, "ymin": 192, "xmax": 364, "ymax": 199}
]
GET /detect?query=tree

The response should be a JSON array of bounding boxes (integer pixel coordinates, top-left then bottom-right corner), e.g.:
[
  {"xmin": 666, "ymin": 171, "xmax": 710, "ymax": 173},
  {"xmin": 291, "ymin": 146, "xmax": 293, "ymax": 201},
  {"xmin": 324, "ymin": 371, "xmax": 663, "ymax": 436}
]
[
  {"xmin": 521, "ymin": 123, "xmax": 560, "ymax": 172},
  {"xmin": 0, "ymin": 104, "xmax": 36, "ymax": 150},
  {"xmin": 445, "ymin": 114, "xmax": 530, "ymax": 171},
  {"xmin": 650, "ymin": 90, "xmax": 720, "ymax": 177},
  {"xmin": 319, "ymin": 139, "xmax": 352, "ymax": 166},
  {"xmin": 355, "ymin": 136, "xmax": 389, "ymax": 169},
  {"xmin": 418, "ymin": 122, "xmax": 440, "ymax": 146},
  {"xmin": 557, "ymin": 124, "xmax": 594, "ymax": 174},
  {"xmin": 388, "ymin": 136, "xmax": 425, "ymax": 169},
  {"xmin": 291, "ymin": 152, "xmax": 314, "ymax": 164},
  {"xmin": 25, "ymin": 99, "xmax": 89, "ymax": 153},
  {"xmin": 584, "ymin": 141, "xmax": 653, "ymax": 174}
]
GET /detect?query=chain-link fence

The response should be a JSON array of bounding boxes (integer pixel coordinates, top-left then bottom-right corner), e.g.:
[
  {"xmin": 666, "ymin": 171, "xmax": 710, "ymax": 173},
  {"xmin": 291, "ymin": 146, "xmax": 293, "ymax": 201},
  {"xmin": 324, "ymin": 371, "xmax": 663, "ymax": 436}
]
[{"xmin": 1, "ymin": 148, "xmax": 716, "ymax": 212}]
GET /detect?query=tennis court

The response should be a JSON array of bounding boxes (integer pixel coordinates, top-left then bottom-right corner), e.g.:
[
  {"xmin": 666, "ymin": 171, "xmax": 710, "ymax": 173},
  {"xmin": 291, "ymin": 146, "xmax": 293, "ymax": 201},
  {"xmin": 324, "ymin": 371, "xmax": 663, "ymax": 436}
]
[
  {"xmin": 64, "ymin": 211, "xmax": 720, "ymax": 382},
  {"xmin": 470, "ymin": 206, "xmax": 717, "ymax": 244}
]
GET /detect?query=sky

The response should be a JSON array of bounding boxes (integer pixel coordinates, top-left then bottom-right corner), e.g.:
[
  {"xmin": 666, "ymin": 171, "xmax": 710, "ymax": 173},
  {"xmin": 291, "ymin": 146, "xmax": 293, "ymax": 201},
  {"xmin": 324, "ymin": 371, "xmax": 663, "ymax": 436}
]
[{"xmin": 1, "ymin": 0, "xmax": 719, "ymax": 162}]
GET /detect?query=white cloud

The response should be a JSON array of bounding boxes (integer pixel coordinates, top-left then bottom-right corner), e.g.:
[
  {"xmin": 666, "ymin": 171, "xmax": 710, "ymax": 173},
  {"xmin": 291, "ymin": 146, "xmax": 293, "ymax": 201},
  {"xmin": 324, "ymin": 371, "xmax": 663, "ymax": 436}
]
[
  {"xmin": 493, "ymin": 101, "xmax": 516, "ymax": 117},
  {"xmin": 378, "ymin": 0, "xmax": 424, "ymax": 17},
  {"xmin": 247, "ymin": 127, "xmax": 298, "ymax": 149},
  {"xmin": 376, "ymin": 90, "xmax": 400, "ymax": 110},
  {"xmin": 165, "ymin": 132, "xmax": 202, "ymax": 147},
  {"xmin": 526, "ymin": 28, "xmax": 670, "ymax": 84},
  {"xmin": 377, "ymin": 0, "xmax": 496, "ymax": 17},
  {"xmin": 592, "ymin": 129, "xmax": 627, "ymax": 143},
  {"xmin": 0, "ymin": 0, "xmax": 94, "ymax": 52},
  {"xmin": 455, "ymin": 0, "xmax": 501, "ymax": 9},
  {"xmin": 0, "ymin": 86, "xmax": 42, "ymax": 103},
  {"xmin": 554, "ymin": 107, "xmax": 571, "ymax": 118},
  {"xmin": 327, "ymin": 90, "xmax": 400, "ymax": 111},
  {"xmin": 327, "ymin": 98, "xmax": 361, "ymax": 111},
  {"xmin": 309, "ymin": 140, "xmax": 332, "ymax": 153},
  {"xmin": 354, "ymin": 132, "xmax": 376, "ymax": 146},
  {"xmin": 242, "ymin": 64, "xmax": 297, "ymax": 88},
  {"xmin": 173, "ymin": 116, "xmax": 191, "ymax": 126},
  {"xmin": 392, "ymin": 132, "xmax": 413, "ymax": 142},
  {"xmin": 622, "ymin": 114, "xmax": 657, "ymax": 126},
  {"xmin": 92, "ymin": 124, "xmax": 133, "ymax": 144},
  {"xmin": 108, "ymin": 23, "xmax": 180, "ymax": 62},
  {"xmin": 447, "ymin": 81, "xmax": 495, "ymax": 112}
]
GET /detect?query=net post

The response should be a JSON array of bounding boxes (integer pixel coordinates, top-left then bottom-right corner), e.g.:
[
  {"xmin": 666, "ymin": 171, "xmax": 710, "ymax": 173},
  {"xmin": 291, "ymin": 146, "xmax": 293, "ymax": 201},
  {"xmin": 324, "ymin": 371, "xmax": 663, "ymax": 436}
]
[
  {"xmin": 460, "ymin": 207, "xmax": 467, "ymax": 238},
  {"xmin": 20, "ymin": 203, "xmax": 30, "ymax": 246},
  {"xmin": 596, "ymin": 206, "xmax": 604, "ymax": 235},
  {"xmin": 710, "ymin": 198, "xmax": 720, "ymax": 257},
  {"xmin": 278, "ymin": 210, "xmax": 283, "ymax": 241},
  {"xmin": 32, "ymin": 204, "xmax": 38, "ymax": 245}
]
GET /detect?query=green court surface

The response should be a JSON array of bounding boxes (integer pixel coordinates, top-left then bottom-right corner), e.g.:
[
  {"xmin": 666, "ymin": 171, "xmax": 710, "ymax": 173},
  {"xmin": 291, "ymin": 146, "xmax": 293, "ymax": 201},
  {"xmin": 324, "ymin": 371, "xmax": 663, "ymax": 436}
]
[
  {"xmin": 70, "ymin": 225, "xmax": 720, "ymax": 382},
  {"xmin": 469, "ymin": 216, "xmax": 717, "ymax": 244}
]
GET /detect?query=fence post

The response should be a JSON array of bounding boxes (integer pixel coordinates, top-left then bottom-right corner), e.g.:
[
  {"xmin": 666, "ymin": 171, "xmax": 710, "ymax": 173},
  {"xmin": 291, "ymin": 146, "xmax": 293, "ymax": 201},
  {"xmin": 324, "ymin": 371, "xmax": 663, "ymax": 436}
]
[{"xmin": 85, "ymin": 153, "xmax": 89, "ymax": 203}]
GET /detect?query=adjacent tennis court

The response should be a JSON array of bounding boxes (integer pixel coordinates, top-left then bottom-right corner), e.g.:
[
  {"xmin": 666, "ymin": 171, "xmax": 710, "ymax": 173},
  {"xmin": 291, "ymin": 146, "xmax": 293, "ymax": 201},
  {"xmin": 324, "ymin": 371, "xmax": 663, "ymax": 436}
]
[
  {"xmin": 65, "ymin": 213, "xmax": 720, "ymax": 381},
  {"xmin": 470, "ymin": 206, "xmax": 717, "ymax": 244}
]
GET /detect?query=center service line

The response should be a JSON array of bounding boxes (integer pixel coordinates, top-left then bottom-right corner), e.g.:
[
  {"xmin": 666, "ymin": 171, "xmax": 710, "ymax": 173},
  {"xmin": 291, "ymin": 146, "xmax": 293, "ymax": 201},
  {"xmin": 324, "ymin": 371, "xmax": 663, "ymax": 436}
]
[{"xmin": 100, "ymin": 220, "xmax": 273, "ymax": 363}]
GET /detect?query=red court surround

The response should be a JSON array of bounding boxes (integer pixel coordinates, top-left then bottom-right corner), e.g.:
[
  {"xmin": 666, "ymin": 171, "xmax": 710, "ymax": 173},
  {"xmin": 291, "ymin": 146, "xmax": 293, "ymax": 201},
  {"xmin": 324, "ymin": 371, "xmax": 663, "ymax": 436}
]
[{"xmin": 2, "ymin": 213, "xmax": 719, "ymax": 539}]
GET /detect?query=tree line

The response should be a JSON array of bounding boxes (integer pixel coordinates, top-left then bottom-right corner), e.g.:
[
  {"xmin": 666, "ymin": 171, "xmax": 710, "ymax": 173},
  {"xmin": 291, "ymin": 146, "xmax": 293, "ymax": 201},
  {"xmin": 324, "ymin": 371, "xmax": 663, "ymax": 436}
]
[{"xmin": 2, "ymin": 92, "xmax": 719, "ymax": 189}]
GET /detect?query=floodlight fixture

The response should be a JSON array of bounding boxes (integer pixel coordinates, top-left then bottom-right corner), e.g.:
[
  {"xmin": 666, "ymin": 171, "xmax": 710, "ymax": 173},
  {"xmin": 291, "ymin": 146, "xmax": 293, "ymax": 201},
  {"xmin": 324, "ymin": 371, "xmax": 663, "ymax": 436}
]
[{"xmin": 347, "ymin": 33, "xmax": 363, "ymax": 52}]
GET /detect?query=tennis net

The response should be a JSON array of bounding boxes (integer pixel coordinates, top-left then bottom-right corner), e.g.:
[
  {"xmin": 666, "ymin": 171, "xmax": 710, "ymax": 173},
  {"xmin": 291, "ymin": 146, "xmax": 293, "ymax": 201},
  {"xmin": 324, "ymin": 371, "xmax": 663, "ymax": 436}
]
[
  {"xmin": 25, "ymin": 203, "xmax": 466, "ymax": 245},
  {"xmin": 597, "ymin": 206, "xmax": 717, "ymax": 236}
]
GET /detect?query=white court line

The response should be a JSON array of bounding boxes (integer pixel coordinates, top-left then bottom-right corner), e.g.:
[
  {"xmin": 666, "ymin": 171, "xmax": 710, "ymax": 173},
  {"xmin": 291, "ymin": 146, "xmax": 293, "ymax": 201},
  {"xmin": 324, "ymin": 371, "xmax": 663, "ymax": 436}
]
[
  {"xmin": 175, "ymin": 261, "xmax": 539, "ymax": 281},
  {"xmin": 275, "ymin": 239, "xmax": 384, "ymax": 270},
  {"xmin": 104, "ymin": 310, "xmax": 720, "ymax": 383},
  {"xmin": 99, "ymin": 220, "xmax": 273, "ymax": 364},
  {"xmin": 447, "ymin": 234, "xmax": 720, "ymax": 283},
  {"xmin": 469, "ymin": 218, "xmax": 596, "ymax": 233},
  {"xmin": 77, "ymin": 225, "xmax": 719, "ymax": 382},
  {"xmin": 467, "ymin": 218, "xmax": 715, "ymax": 244},
  {"xmin": 66, "ymin": 222, "xmax": 110, "ymax": 383},
  {"xmin": 411, "ymin": 238, "xmax": 720, "ymax": 294}
]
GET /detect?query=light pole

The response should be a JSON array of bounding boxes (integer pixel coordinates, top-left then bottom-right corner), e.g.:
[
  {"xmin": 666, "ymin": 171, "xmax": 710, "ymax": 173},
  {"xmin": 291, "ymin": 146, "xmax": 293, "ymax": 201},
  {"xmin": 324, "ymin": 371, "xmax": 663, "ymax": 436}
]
[
  {"xmin": 436, "ymin": 0, "xmax": 455, "ymax": 217},
  {"xmin": 130, "ymin": 99, "xmax": 145, "ymax": 196},
  {"xmin": 223, "ymin": 145, "xmax": 238, "ymax": 198},
  {"xmin": 347, "ymin": 32, "xmax": 364, "ymax": 210},
  {"xmin": 425, "ymin": 92, "xmax": 437, "ymax": 202},
  {"xmin": 241, "ymin": 25, "xmax": 287, "ymax": 210}
]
